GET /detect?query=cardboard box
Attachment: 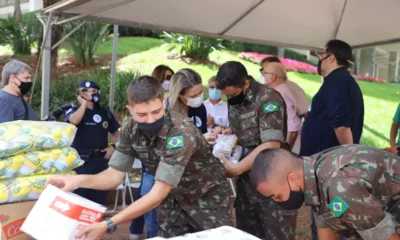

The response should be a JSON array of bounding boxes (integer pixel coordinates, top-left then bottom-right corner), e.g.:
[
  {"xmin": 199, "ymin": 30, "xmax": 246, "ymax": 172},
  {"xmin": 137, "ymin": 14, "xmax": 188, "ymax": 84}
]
[
  {"xmin": 0, "ymin": 201, "xmax": 36, "ymax": 240},
  {"xmin": 21, "ymin": 185, "xmax": 106, "ymax": 240}
]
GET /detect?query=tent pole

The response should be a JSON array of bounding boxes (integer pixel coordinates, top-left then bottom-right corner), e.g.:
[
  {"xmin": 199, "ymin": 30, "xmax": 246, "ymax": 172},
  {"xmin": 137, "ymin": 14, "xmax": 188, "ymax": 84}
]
[
  {"xmin": 109, "ymin": 24, "xmax": 119, "ymax": 112},
  {"xmin": 40, "ymin": 13, "xmax": 53, "ymax": 119}
]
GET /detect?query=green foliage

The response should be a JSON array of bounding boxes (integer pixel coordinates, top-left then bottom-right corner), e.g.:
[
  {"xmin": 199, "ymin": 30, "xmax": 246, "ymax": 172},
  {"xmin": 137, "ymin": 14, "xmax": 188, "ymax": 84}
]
[
  {"xmin": 222, "ymin": 40, "xmax": 278, "ymax": 55},
  {"xmin": 30, "ymin": 69, "xmax": 141, "ymax": 119},
  {"xmin": 0, "ymin": 12, "xmax": 41, "ymax": 55},
  {"xmin": 64, "ymin": 20, "xmax": 110, "ymax": 66},
  {"xmin": 162, "ymin": 32, "xmax": 224, "ymax": 60},
  {"xmin": 116, "ymin": 26, "xmax": 162, "ymax": 38}
]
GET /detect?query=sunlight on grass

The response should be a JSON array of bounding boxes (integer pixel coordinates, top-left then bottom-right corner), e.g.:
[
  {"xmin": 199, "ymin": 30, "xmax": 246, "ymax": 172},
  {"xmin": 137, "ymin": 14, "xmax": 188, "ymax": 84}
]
[{"xmin": 0, "ymin": 45, "xmax": 13, "ymax": 56}]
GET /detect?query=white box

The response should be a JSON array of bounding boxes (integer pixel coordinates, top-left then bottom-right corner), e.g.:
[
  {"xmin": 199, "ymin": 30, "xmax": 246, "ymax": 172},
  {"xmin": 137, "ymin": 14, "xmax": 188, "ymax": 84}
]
[
  {"xmin": 21, "ymin": 185, "xmax": 106, "ymax": 240},
  {"xmin": 149, "ymin": 226, "xmax": 261, "ymax": 240}
]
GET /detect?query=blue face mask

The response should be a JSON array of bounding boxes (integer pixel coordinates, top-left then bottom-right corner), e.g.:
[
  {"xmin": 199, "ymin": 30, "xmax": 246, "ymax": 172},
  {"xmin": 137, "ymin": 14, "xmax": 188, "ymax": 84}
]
[{"xmin": 209, "ymin": 88, "xmax": 222, "ymax": 101}]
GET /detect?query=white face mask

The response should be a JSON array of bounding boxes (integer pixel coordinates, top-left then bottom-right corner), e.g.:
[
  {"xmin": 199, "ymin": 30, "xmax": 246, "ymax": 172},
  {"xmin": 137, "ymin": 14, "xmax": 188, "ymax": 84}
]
[
  {"xmin": 161, "ymin": 80, "xmax": 170, "ymax": 91},
  {"xmin": 259, "ymin": 75, "xmax": 265, "ymax": 84},
  {"xmin": 259, "ymin": 74, "xmax": 272, "ymax": 85},
  {"xmin": 186, "ymin": 92, "xmax": 204, "ymax": 108}
]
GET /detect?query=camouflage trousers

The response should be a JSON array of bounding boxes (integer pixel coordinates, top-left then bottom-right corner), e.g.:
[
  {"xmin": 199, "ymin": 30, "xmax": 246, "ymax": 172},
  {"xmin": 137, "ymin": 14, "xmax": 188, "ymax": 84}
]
[
  {"xmin": 158, "ymin": 205, "xmax": 233, "ymax": 238},
  {"xmin": 235, "ymin": 177, "xmax": 297, "ymax": 240}
]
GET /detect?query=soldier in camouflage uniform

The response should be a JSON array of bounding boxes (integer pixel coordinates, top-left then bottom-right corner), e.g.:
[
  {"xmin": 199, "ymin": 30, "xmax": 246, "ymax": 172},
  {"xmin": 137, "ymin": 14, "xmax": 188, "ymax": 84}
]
[
  {"xmin": 213, "ymin": 61, "xmax": 297, "ymax": 240},
  {"xmin": 46, "ymin": 76, "xmax": 233, "ymax": 239},
  {"xmin": 250, "ymin": 145, "xmax": 400, "ymax": 240}
]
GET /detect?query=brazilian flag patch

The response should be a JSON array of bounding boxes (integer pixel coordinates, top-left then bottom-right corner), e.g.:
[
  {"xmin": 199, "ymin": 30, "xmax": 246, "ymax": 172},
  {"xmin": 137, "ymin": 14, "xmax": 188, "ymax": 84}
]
[
  {"xmin": 263, "ymin": 102, "xmax": 279, "ymax": 113},
  {"xmin": 167, "ymin": 136, "xmax": 184, "ymax": 149},
  {"xmin": 328, "ymin": 196, "xmax": 349, "ymax": 217}
]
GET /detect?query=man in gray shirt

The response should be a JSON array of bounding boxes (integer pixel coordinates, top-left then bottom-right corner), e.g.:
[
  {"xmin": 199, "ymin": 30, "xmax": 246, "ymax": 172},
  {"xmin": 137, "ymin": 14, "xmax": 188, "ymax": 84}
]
[{"xmin": 0, "ymin": 60, "xmax": 37, "ymax": 123}]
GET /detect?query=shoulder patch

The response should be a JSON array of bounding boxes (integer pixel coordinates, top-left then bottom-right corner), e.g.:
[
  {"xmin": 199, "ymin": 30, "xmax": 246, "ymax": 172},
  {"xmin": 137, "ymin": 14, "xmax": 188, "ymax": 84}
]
[
  {"xmin": 328, "ymin": 196, "xmax": 349, "ymax": 217},
  {"xmin": 263, "ymin": 102, "xmax": 279, "ymax": 113},
  {"xmin": 167, "ymin": 136, "xmax": 184, "ymax": 149}
]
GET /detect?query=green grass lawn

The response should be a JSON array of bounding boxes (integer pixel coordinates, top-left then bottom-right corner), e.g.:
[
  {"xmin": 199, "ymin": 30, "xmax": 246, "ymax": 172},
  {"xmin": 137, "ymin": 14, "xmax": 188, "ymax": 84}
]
[{"xmin": 100, "ymin": 37, "xmax": 400, "ymax": 148}]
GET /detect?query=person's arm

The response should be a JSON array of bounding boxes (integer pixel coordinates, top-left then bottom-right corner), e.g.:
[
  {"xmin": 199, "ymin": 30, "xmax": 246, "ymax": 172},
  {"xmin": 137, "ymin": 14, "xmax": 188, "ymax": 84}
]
[
  {"xmin": 317, "ymin": 228, "xmax": 340, "ymax": 240},
  {"xmin": 112, "ymin": 131, "xmax": 120, "ymax": 144},
  {"xmin": 285, "ymin": 93, "xmax": 301, "ymax": 149},
  {"xmin": 390, "ymin": 104, "xmax": 400, "ymax": 151},
  {"xmin": 287, "ymin": 132, "xmax": 298, "ymax": 150},
  {"xmin": 67, "ymin": 99, "xmax": 88, "ymax": 126},
  {"xmin": 223, "ymin": 91, "xmax": 286, "ymax": 176},
  {"xmin": 329, "ymin": 178, "xmax": 397, "ymax": 240},
  {"xmin": 326, "ymin": 80, "xmax": 353, "ymax": 145},
  {"xmin": 76, "ymin": 167, "xmax": 125, "ymax": 190},
  {"xmin": 0, "ymin": 99, "xmax": 15, "ymax": 123},
  {"xmin": 334, "ymin": 127, "xmax": 353, "ymax": 145}
]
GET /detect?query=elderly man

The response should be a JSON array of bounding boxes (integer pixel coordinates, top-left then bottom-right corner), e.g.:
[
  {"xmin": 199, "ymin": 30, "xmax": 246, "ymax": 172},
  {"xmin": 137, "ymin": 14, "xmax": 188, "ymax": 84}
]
[
  {"xmin": 250, "ymin": 145, "xmax": 400, "ymax": 240},
  {"xmin": 0, "ymin": 60, "xmax": 36, "ymax": 123},
  {"xmin": 260, "ymin": 62, "xmax": 302, "ymax": 150},
  {"xmin": 260, "ymin": 56, "xmax": 309, "ymax": 118}
]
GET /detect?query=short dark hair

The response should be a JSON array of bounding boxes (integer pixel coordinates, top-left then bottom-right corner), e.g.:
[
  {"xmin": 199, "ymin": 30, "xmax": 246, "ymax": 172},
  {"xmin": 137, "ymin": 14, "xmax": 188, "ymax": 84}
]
[
  {"xmin": 216, "ymin": 61, "xmax": 248, "ymax": 89},
  {"xmin": 249, "ymin": 149, "xmax": 279, "ymax": 188},
  {"xmin": 260, "ymin": 56, "xmax": 281, "ymax": 65},
  {"xmin": 325, "ymin": 39, "xmax": 353, "ymax": 69},
  {"xmin": 249, "ymin": 148, "xmax": 299, "ymax": 188},
  {"xmin": 127, "ymin": 76, "xmax": 164, "ymax": 104}
]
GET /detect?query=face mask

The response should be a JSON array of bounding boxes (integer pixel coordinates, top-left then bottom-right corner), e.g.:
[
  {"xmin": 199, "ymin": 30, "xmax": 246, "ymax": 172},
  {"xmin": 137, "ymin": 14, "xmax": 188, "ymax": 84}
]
[
  {"xmin": 15, "ymin": 78, "xmax": 32, "ymax": 95},
  {"xmin": 209, "ymin": 88, "xmax": 222, "ymax": 101},
  {"xmin": 137, "ymin": 116, "xmax": 165, "ymax": 135},
  {"xmin": 91, "ymin": 93, "xmax": 100, "ymax": 104},
  {"xmin": 317, "ymin": 54, "xmax": 330, "ymax": 76},
  {"xmin": 186, "ymin": 92, "xmax": 204, "ymax": 108},
  {"xmin": 276, "ymin": 180, "xmax": 304, "ymax": 210},
  {"xmin": 227, "ymin": 89, "xmax": 246, "ymax": 105},
  {"xmin": 161, "ymin": 80, "xmax": 170, "ymax": 91},
  {"xmin": 259, "ymin": 75, "xmax": 265, "ymax": 84}
]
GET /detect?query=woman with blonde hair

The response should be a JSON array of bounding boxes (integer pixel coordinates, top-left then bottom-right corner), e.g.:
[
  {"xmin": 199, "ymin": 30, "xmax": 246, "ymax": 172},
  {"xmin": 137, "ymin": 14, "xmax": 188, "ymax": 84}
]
[{"xmin": 168, "ymin": 68, "xmax": 215, "ymax": 142}]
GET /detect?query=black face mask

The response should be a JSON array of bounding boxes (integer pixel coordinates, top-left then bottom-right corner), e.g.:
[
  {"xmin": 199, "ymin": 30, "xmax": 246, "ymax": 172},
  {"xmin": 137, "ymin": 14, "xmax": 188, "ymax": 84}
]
[
  {"xmin": 276, "ymin": 180, "xmax": 304, "ymax": 210},
  {"xmin": 137, "ymin": 116, "xmax": 165, "ymax": 135},
  {"xmin": 317, "ymin": 54, "xmax": 331, "ymax": 76},
  {"xmin": 91, "ymin": 93, "xmax": 100, "ymax": 104},
  {"xmin": 227, "ymin": 89, "xmax": 246, "ymax": 105},
  {"xmin": 16, "ymin": 78, "xmax": 32, "ymax": 95}
]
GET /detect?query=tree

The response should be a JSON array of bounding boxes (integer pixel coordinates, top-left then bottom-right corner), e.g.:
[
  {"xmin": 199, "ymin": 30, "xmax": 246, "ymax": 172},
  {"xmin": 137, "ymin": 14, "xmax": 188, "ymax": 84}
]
[
  {"xmin": 13, "ymin": 0, "xmax": 22, "ymax": 24},
  {"xmin": 37, "ymin": 0, "xmax": 62, "ymax": 76}
]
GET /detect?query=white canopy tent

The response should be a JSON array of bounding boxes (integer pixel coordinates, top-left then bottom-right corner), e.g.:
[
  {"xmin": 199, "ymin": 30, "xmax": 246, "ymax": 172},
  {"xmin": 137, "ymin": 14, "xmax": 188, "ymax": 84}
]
[{"xmin": 38, "ymin": 0, "xmax": 400, "ymax": 118}]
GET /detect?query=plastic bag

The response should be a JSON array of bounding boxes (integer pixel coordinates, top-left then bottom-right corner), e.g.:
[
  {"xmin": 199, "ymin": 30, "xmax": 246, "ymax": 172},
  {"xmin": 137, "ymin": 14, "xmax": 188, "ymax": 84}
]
[
  {"xmin": 0, "ymin": 121, "xmax": 77, "ymax": 158},
  {"xmin": 0, "ymin": 171, "xmax": 76, "ymax": 204},
  {"xmin": 0, "ymin": 147, "xmax": 83, "ymax": 180},
  {"xmin": 212, "ymin": 135, "xmax": 242, "ymax": 164}
]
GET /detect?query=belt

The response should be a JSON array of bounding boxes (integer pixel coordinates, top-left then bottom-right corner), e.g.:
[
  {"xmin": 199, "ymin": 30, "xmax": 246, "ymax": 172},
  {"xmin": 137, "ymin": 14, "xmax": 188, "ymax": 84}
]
[{"xmin": 78, "ymin": 149, "xmax": 106, "ymax": 160}]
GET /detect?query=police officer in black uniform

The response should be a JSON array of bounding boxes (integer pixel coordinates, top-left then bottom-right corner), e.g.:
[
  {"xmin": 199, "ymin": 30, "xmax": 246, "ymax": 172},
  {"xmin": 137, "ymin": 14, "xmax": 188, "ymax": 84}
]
[{"xmin": 65, "ymin": 80, "xmax": 120, "ymax": 205}]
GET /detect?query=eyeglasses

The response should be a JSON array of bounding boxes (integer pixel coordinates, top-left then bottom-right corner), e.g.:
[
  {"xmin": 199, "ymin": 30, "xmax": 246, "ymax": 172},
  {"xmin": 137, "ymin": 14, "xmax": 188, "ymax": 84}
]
[
  {"xmin": 317, "ymin": 51, "xmax": 332, "ymax": 59},
  {"xmin": 165, "ymin": 75, "xmax": 173, "ymax": 80},
  {"xmin": 259, "ymin": 68, "xmax": 275, "ymax": 76}
]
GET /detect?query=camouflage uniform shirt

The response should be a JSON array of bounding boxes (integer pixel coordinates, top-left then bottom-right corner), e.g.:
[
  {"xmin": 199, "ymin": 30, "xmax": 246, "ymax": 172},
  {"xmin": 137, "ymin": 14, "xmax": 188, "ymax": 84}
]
[
  {"xmin": 229, "ymin": 79, "xmax": 288, "ymax": 203},
  {"xmin": 108, "ymin": 110, "xmax": 232, "ymax": 234},
  {"xmin": 304, "ymin": 144, "xmax": 400, "ymax": 240}
]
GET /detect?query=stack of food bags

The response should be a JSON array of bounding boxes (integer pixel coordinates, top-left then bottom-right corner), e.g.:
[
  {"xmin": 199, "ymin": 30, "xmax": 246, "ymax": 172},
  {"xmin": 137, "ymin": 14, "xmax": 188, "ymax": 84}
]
[
  {"xmin": 0, "ymin": 120, "xmax": 83, "ymax": 204},
  {"xmin": 212, "ymin": 134, "xmax": 243, "ymax": 164}
]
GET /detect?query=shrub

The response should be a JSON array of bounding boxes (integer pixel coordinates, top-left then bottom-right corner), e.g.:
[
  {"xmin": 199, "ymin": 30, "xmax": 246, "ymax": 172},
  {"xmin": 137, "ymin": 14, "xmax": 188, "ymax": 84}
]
[
  {"xmin": 64, "ymin": 20, "xmax": 110, "ymax": 67},
  {"xmin": 30, "ymin": 70, "xmax": 141, "ymax": 119},
  {"xmin": 0, "ymin": 12, "xmax": 41, "ymax": 55},
  {"xmin": 116, "ymin": 26, "xmax": 162, "ymax": 38},
  {"xmin": 162, "ymin": 32, "xmax": 224, "ymax": 60}
]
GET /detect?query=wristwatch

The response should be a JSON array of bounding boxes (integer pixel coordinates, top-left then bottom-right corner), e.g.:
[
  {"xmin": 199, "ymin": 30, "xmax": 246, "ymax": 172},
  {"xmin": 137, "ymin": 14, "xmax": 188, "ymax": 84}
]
[
  {"xmin": 104, "ymin": 217, "xmax": 117, "ymax": 234},
  {"xmin": 111, "ymin": 144, "xmax": 116, "ymax": 149}
]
